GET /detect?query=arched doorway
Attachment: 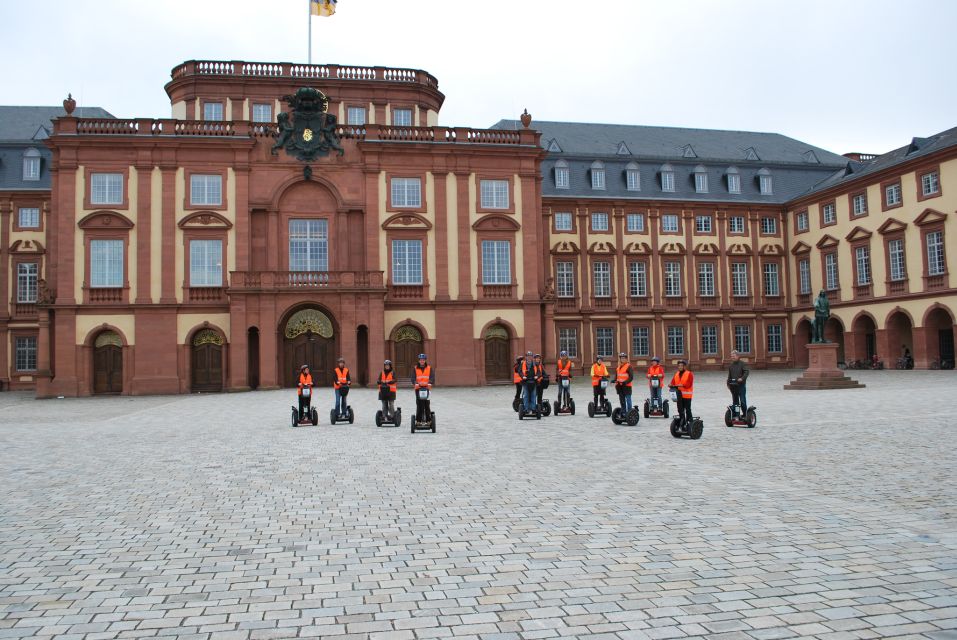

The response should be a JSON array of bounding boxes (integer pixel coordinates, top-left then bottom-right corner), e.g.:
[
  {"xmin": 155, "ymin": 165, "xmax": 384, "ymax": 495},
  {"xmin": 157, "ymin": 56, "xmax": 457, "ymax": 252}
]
[
  {"xmin": 282, "ymin": 308, "xmax": 336, "ymax": 387},
  {"xmin": 483, "ymin": 324, "xmax": 511, "ymax": 382},
  {"xmin": 887, "ymin": 311, "xmax": 913, "ymax": 366},
  {"xmin": 794, "ymin": 318, "xmax": 812, "ymax": 368},
  {"xmin": 357, "ymin": 325, "xmax": 369, "ymax": 386},
  {"xmin": 925, "ymin": 307, "xmax": 955, "ymax": 368},
  {"xmin": 191, "ymin": 328, "xmax": 224, "ymax": 393},
  {"xmin": 392, "ymin": 325, "xmax": 423, "ymax": 383},
  {"xmin": 92, "ymin": 331, "xmax": 123, "ymax": 395},
  {"xmin": 247, "ymin": 327, "xmax": 260, "ymax": 390},
  {"xmin": 824, "ymin": 317, "xmax": 845, "ymax": 364},
  {"xmin": 851, "ymin": 315, "xmax": 877, "ymax": 362}
]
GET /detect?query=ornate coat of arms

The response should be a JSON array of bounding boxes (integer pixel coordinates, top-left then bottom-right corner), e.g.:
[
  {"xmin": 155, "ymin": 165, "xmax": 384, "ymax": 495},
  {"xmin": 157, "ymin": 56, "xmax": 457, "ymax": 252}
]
[{"xmin": 271, "ymin": 87, "xmax": 344, "ymax": 161}]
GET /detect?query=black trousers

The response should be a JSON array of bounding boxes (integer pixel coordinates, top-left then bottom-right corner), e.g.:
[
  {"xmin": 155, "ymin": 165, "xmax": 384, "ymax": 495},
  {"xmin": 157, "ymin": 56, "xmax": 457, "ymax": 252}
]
[
  {"xmin": 514, "ymin": 382, "xmax": 522, "ymax": 399},
  {"xmin": 298, "ymin": 394, "xmax": 310, "ymax": 418},
  {"xmin": 676, "ymin": 395, "xmax": 693, "ymax": 424}
]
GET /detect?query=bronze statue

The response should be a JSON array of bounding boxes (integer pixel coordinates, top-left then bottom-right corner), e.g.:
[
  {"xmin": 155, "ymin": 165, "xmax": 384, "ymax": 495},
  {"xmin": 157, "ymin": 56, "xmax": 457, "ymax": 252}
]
[
  {"xmin": 271, "ymin": 87, "xmax": 344, "ymax": 161},
  {"xmin": 270, "ymin": 112, "xmax": 294, "ymax": 155},
  {"xmin": 812, "ymin": 290, "xmax": 830, "ymax": 343}
]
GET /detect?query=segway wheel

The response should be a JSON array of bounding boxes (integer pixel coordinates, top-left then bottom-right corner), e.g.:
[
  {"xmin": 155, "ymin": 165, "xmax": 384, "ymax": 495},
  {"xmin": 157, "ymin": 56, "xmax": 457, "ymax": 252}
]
[
  {"xmin": 291, "ymin": 408, "xmax": 299, "ymax": 428},
  {"xmin": 569, "ymin": 399, "xmax": 575, "ymax": 415},
  {"xmin": 329, "ymin": 409, "xmax": 337, "ymax": 425},
  {"xmin": 746, "ymin": 408, "xmax": 757, "ymax": 428},
  {"xmin": 512, "ymin": 398, "xmax": 520, "ymax": 412},
  {"xmin": 410, "ymin": 414, "xmax": 416, "ymax": 433},
  {"xmin": 611, "ymin": 407, "xmax": 622, "ymax": 425},
  {"xmin": 663, "ymin": 401, "xmax": 670, "ymax": 418},
  {"xmin": 375, "ymin": 410, "xmax": 383, "ymax": 427},
  {"xmin": 542, "ymin": 402, "xmax": 551, "ymax": 417},
  {"xmin": 587, "ymin": 401, "xmax": 595, "ymax": 418},
  {"xmin": 643, "ymin": 400, "xmax": 650, "ymax": 419},
  {"xmin": 347, "ymin": 407, "xmax": 355, "ymax": 424},
  {"xmin": 311, "ymin": 407, "xmax": 319, "ymax": 426},
  {"xmin": 430, "ymin": 413, "xmax": 436, "ymax": 433},
  {"xmin": 626, "ymin": 409, "xmax": 639, "ymax": 427},
  {"xmin": 690, "ymin": 418, "xmax": 704, "ymax": 440},
  {"xmin": 553, "ymin": 400, "xmax": 560, "ymax": 416},
  {"xmin": 724, "ymin": 409, "xmax": 733, "ymax": 427},
  {"xmin": 669, "ymin": 417, "xmax": 682, "ymax": 438},
  {"xmin": 603, "ymin": 399, "xmax": 611, "ymax": 414},
  {"xmin": 394, "ymin": 408, "xmax": 402, "ymax": 426}
]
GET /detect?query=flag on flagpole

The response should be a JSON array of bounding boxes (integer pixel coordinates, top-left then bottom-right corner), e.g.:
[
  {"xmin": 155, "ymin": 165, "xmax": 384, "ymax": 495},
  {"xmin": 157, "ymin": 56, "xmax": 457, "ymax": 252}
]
[{"xmin": 310, "ymin": 0, "xmax": 336, "ymax": 16}]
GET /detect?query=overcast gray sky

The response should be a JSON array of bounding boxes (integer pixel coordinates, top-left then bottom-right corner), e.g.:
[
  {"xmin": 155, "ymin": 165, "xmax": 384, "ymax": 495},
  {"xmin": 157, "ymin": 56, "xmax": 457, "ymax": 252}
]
[{"xmin": 2, "ymin": 0, "xmax": 955, "ymax": 155}]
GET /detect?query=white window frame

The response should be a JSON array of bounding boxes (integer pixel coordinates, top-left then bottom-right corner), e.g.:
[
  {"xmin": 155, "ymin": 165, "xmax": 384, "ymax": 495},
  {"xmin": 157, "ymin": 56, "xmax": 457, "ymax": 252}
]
[
  {"xmin": 698, "ymin": 262, "xmax": 715, "ymax": 297},
  {"xmin": 391, "ymin": 239, "xmax": 423, "ymax": 285},
  {"xmin": 347, "ymin": 106, "xmax": 366, "ymax": 126},
  {"xmin": 90, "ymin": 173, "xmax": 124, "ymax": 206},
  {"xmin": 694, "ymin": 172, "xmax": 708, "ymax": 193},
  {"xmin": 922, "ymin": 171, "xmax": 940, "ymax": 196},
  {"xmin": 796, "ymin": 211, "xmax": 809, "ymax": 232},
  {"xmin": 392, "ymin": 108, "xmax": 413, "ymax": 126},
  {"xmin": 852, "ymin": 193, "xmax": 868, "ymax": 216},
  {"xmin": 731, "ymin": 262, "xmax": 749, "ymax": 297},
  {"xmin": 15, "ymin": 336, "xmax": 37, "ymax": 372},
  {"xmin": 825, "ymin": 252, "xmax": 839, "ymax": 290},
  {"xmin": 189, "ymin": 239, "xmax": 223, "ymax": 287},
  {"xmin": 18, "ymin": 207, "xmax": 40, "ymax": 229},
  {"xmin": 592, "ymin": 261, "xmax": 611, "ymax": 298},
  {"xmin": 90, "ymin": 239, "xmax": 124, "ymax": 288},
  {"xmin": 734, "ymin": 324, "xmax": 752, "ymax": 354},
  {"xmin": 481, "ymin": 240, "xmax": 511, "ymax": 285},
  {"xmin": 629, "ymin": 262, "xmax": 647, "ymax": 297},
  {"xmin": 664, "ymin": 261, "xmax": 681, "ymax": 297},
  {"xmin": 591, "ymin": 212, "xmax": 609, "ymax": 232},
  {"xmin": 885, "ymin": 183, "xmax": 902, "ymax": 206},
  {"xmin": 759, "ymin": 174, "xmax": 773, "ymax": 195},
  {"xmin": 17, "ymin": 262, "xmax": 38, "ymax": 303},
  {"xmin": 556, "ymin": 261, "xmax": 575, "ymax": 297},
  {"xmin": 251, "ymin": 103, "xmax": 273, "ymax": 123},
  {"xmin": 559, "ymin": 328, "xmax": 578, "ymax": 358},
  {"xmin": 555, "ymin": 165, "xmax": 569, "ymax": 189},
  {"xmin": 701, "ymin": 325, "xmax": 718, "ymax": 355},
  {"xmin": 626, "ymin": 168, "xmax": 640, "ymax": 191},
  {"xmin": 767, "ymin": 324, "xmax": 783, "ymax": 354},
  {"xmin": 927, "ymin": 231, "xmax": 946, "ymax": 276},
  {"xmin": 203, "ymin": 102, "xmax": 224, "ymax": 121},
  {"xmin": 855, "ymin": 246, "xmax": 871, "ymax": 285},
  {"xmin": 888, "ymin": 239, "xmax": 906, "ymax": 281},
  {"xmin": 763, "ymin": 262, "xmax": 780, "ymax": 296},
  {"xmin": 822, "ymin": 203, "xmax": 836, "ymax": 225},
  {"xmin": 761, "ymin": 217, "xmax": 777, "ymax": 235},
  {"xmin": 391, "ymin": 177, "xmax": 422, "ymax": 208},
  {"xmin": 799, "ymin": 259, "xmax": 811, "ymax": 295},
  {"xmin": 727, "ymin": 173, "xmax": 741, "ymax": 194},
  {"xmin": 591, "ymin": 167, "xmax": 606, "ymax": 190},
  {"xmin": 662, "ymin": 214, "xmax": 679, "ymax": 233},
  {"xmin": 289, "ymin": 219, "xmax": 329, "ymax": 272},
  {"xmin": 631, "ymin": 326, "xmax": 649, "ymax": 357},
  {"xmin": 695, "ymin": 215, "xmax": 712, "ymax": 233},
  {"xmin": 189, "ymin": 174, "xmax": 223, "ymax": 207},
  {"xmin": 661, "ymin": 171, "xmax": 675, "ymax": 192},
  {"xmin": 480, "ymin": 179, "xmax": 509, "ymax": 209},
  {"xmin": 729, "ymin": 216, "xmax": 745, "ymax": 234},
  {"xmin": 626, "ymin": 213, "xmax": 644, "ymax": 232},
  {"xmin": 596, "ymin": 327, "xmax": 614, "ymax": 358},
  {"xmin": 554, "ymin": 211, "xmax": 573, "ymax": 231},
  {"xmin": 22, "ymin": 152, "xmax": 40, "ymax": 181},
  {"xmin": 667, "ymin": 326, "xmax": 684, "ymax": 356}
]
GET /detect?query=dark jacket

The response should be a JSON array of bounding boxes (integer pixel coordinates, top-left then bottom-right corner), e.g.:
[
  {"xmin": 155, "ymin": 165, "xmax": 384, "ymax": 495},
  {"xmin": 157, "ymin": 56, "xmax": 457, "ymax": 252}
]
[{"xmin": 727, "ymin": 360, "xmax": 749, "ymax": 384}]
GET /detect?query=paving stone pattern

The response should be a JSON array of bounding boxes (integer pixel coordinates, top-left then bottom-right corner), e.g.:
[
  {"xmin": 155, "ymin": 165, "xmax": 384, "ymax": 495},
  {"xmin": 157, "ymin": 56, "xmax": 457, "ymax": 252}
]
[{"xmin": 1, "ymin": 370, "xmax": 956, "ymax": 640}]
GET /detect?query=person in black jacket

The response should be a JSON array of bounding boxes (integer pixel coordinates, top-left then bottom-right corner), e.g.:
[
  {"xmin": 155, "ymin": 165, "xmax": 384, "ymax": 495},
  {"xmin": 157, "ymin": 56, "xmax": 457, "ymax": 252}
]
[{"xmin": 727, "ymin": 350, "xmax": 750, "ymax": 416}]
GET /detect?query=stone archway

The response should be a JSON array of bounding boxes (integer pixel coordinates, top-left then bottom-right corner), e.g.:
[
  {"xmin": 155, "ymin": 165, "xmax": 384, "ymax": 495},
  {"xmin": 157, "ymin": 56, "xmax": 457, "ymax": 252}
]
[
  {"xmin": 282, "ymin": 307, "xmax": 337, "ymax": 388},
  {"xmin": 483, "ymin": 324, "xmax": 512, "ymax": 382},
  {"xmin": 191, "ymin": 328, "xmax": 225, "ymax": 393},
  {"xmin": 824, "ymin": 317, "xmax": 845, "ymax": 364},
  {"xmin": 851, "ymin": 314, "xmax": 877, "ymax": 362},
  {"xmin": 925, "ymin": 307, "xmax": 955, "ymax": 368},
  {"xmin": 793, "ymin": 318, "xmax": 812, "ymax": 368},
  {"xmin": 887, "ymin": 311, "xmax": 914, "ymax": 367},
  {"xmin": 92, "ymin": 331, "xmax": 123, "ymax": 395},
  {"xmin": 391, "ymin": 325, "xmax": 424, "ymax": 383}
]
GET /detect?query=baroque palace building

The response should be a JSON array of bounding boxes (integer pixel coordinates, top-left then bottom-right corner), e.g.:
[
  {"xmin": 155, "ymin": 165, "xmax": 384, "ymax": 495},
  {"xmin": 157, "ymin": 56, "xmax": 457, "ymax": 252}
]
[{"xmin": 0, "ymin": 59, "xmax": 954, "ymax": 395}]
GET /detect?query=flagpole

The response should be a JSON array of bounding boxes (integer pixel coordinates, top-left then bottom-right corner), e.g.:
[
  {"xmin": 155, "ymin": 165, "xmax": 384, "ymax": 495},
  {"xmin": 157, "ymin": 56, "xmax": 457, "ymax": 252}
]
[{"xmin": 307, "ymin": 0, "xmax": 312, "ymax": 64}]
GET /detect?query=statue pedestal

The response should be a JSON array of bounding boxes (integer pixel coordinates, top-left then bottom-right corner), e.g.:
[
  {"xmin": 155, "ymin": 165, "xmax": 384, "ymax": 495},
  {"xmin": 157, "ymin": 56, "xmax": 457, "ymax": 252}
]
[{"xmin": 784, "ymin": 343, "xmax": 866, "ymax": 390}]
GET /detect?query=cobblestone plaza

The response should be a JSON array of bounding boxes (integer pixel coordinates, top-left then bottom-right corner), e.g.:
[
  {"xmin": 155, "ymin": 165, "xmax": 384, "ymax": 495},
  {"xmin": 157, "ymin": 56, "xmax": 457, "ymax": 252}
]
[{"xmin": 2, "ymin": 371, "xmax": 955, "ymax": 639}]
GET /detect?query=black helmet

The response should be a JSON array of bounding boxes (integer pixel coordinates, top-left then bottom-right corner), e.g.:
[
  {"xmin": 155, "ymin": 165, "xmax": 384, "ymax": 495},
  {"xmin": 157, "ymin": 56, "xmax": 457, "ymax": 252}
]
[
  {"xmin": 417, "ymin": 353, "xmax": 427, "ymax": 360},
  {"xmin": 384, "ymin": 359, "xmax": 392, "ymax": 365}
]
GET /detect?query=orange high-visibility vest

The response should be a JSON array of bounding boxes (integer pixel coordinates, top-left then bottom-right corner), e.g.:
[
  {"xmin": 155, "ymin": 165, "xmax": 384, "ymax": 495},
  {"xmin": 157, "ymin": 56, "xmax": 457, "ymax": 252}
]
[
  {"xmin": 646, "ymin": 364, "xmax": 664, "ymax": 379},
  {"xmin": 379, "ymin": 370, "xmax": 396, "ymax": 393},
  {"xmin": 616, "ymin": 362, "xmax": 632, "ymax": 387},
  {"xmin": 670, "ymin": 370, "xmax": 694, "ymax": 398},
  {"xmin": 297, "ymin": 372, "xmax": 313, "ymax": 396},
  {"xmin": 557, "ymin": 359, "xmax": 572, "ymax": 378},
  {"xmin": 590, "ymin": 363, "xmax": 608, "ymax": 386},
  {"xmin": 513, "ymin": 363, "xmax": 523, "ymax": 384},
  {"xmin": 334, "ymin": 366, "xmax": 350, "ymax": 389},
  {"xmin": 414, "ymin": 365, "xmax": 432, "ymax": 389}
]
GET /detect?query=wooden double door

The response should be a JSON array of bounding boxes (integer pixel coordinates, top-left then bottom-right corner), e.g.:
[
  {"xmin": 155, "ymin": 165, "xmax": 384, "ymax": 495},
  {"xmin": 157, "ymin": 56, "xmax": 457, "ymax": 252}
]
[
  {"xmin": 484, "ymin": 337, "xmax": 511, "ymax": 382},
  {"xmin": 191, "ymin": 343, "xmax": 223, "ymax": 392},
  {"xmin": 283, "ymin": 333, "xmax": 334, "ymax": 387},
  {"xmin": 93, "ymin": 345, "xmax": 123, "ymax": 394}
]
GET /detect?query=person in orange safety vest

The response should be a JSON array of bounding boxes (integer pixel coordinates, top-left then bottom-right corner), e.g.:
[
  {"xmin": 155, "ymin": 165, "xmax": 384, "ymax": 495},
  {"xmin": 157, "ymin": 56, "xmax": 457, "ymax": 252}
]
[
  {"xmin": 512, "ymin": 356, "xmax": 524, "ymax": 406},
  {"xmin": 412, "ymin": 353, "xmax": 435, "ymax": 422},
  {"xmin": 646, "ymin": 356, "xmax": 665, "ymax": 408},
  {"xmin": 590, "ymin": 356, "xmax": 610, "ymax": 406},
  {"xmin": 670, "ymin": 359, "xmax": 695, "ymax": 425},
  {"xmin": 555, "ymin": 350, "xmax": 573, "ymax": 409},
  {"xmin": 615, "ymin": 352, "xmax": 634, "ymax": 413},
  {"xmin": 297, "ymin": 364, "xmax": 313, "ymax": 420},
  {"xmin": 333, "ymin": 357, "xmax": 351, "ymax": 417},
  {"xmin": 376, "ymin": 359, "xmax": 397, "ymax": 419}
]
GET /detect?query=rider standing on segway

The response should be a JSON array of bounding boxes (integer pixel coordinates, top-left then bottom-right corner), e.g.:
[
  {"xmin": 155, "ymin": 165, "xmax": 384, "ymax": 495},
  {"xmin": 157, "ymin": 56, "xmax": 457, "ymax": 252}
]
[
  {"xmin": 590, "ymin": 356, "xmax": 609, "ymax": 406},
  {"xmin": 377, "ymin": 359, "xmax": 397, "ymax": 418},
  {"xmin": 297, "ymin": 364, "xmax": 313, "ymax": 420},
  {"xmin": 615, "ymin": 352, "xmax": 634, "ymax": 413},
  {"xmin": 512, "ymin": 356, "xmax": 524, "ymax": 407},
  {"xmin": 556, "ymin": 351, "xmax": 573, "ymax": 408},
  {"xmin": 412, "ymin": 353, "xmax": 434, "ymax": 422},
  {"xmin": 333, "ymin": 358, "xmax": 351, "ymax": 417},
  {"xmin": 646, "ymin": 356, "xmax": 664, "ymax": 406},
  {"xmin": 726, "ymin": 350, "xmax": 749, "ymax": 418},
  {"xmin": 533, "ymin": 354, "xmax": 548, "ymax": 411},
  {"xmin": 519, "ymin": 350, "xmax": 538, "ymax": 414},
  {"xmin": 670, "ymin": 359, "xmax": 694, "ymax": 426}
]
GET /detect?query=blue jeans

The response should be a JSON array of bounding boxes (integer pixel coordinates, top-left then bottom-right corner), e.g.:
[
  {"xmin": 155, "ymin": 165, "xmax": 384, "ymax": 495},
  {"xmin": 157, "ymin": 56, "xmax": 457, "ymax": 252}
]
[
  {"xmin": 522, "ymin": 381, "xmax": 537, "ymax": 412},
  {"xmin": 335, "ymin": 388, "xmax": 346, "ymax": 414},
  {"xmin": 619, "ymin": 389, "xmax": 632, "ymax": 412}
]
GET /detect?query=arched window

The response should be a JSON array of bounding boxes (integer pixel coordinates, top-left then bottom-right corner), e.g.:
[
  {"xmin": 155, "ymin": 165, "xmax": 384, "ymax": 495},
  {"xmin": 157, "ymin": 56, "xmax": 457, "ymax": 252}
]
[
  {"xmin": 625, "ymin": 162, "xmax": 640, "ymax": 191},
  {"xmin": 660, "ymin": 163, "xmax": 675, "ymax": 192},
  {"xmin": 693, "ymin": 165, "xmax": 708, "ymax": 193},
  {"xmin": 590, "ymin": 160, "xmax": 605, "ymax": 190},
  {"xmin": 554, "ymin": 159, "xmax": 569, "ymax": 189},
  {"xmin": 22, "ymin": 148, "xmax": 41, "ymax": 181},
  {"xmin": 757, "ymin": 168, "xmax": 773, "ymax": 195},
  {"xmin": 726, "ymin": 166, "xmax": 741, "ymax": 193}
]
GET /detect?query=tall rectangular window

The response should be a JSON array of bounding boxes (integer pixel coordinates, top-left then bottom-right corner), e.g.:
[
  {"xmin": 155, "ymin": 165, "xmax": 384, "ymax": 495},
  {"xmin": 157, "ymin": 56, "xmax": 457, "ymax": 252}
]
[
  {"xmin": 763, "ymin": 262, "xmax": 780, "ymax": 296},
  {"xmin": 731, "ymin": 262, "xmax": 748, "ymax": 297},
  {"xmin": 626, "ymin": 168, "xmax": 640, "ymax": 191},
  {"xmin": 596, "ymin": 327, "xmax": 614, "ymax": 358},
  {"xmin": 626, "ymin": 213, "xmax": 644, "ymax": 232},
  {"xmin": 17, "ymin": 263, "xmax": 38, "ymax": 303},
  {"xmin": 391, "ymin": 239, "xmax": 423, "ymax": 285},
  {"xmin": 347, "ymin": 106, "xmax": 366, "ymax": 125},
  {"xmin": 661, "ymin": 171, "xmax": 675, "ymax": 192},
  {"xmin": 289, "ymin": 219, "xmax": 328, "ymax": 272},
  {"xmin": 855, "ymin": 246, "xmax": 871, "ymax": 285},
  {"xmin": 480, "ymin": 179, "xmax": 509, "ymax": 209},
  {"xmin": 761, "ymin": 217, "xmax": 777, "ymax": 235},
  {"xmin": 591, "ymin": 168, "xmax": 605, "ymax": 190},
  {"xmin": 554, "ymin": 211, "xmax": 573, "ymax": 231},
  {"xmin": 796, "ymin": 211, "xmax": 809, "ymax": 232},
  {"xmin": 391, "ymin": 177, "xmax": 422, "ymax": 208},
  {"xmin": 632, "ymin": 326, "xmax": 649, "ymax": 357},
  {"xmin": 662, "ymin": 214, "xmax": 679, "ymax": 233},
  {"xmin": 591, "ymin": 212, "xmax": 609, "ymax": 231},
  {"xmin": 252, "ymin": 103, "xmax": 272, "ymax": 123},
  {"xmin": 559, "ymin": 328, "xmax": 578, "ymax": 358},
  {"xmin": 556, "ymin": 261, "xmax": 574, "ymax": 297},
  {"xmin": 481, "ymin": 240, "xmax": 511, "ymax": 284},
  {"xmin": 18, "ymin": 207, "xmax": 40, "ymax": 228},
  {"xmin": 799, "ymin": 258, "xmax": 811, "ymax": 294},
  {"xmin": 189, "ymin": 174, "xmax": 223, "ymax": 206},
  {"xmin": 825, "ymin": 252, "xmax": 839, "ymax": 290},
  {"xmin": 22, "ymin": 154, "xmax": 40, "ymax": 181},
  {"xmin": 203, "ymin": 102, "xmax": 224, "ymax": 121},
  {"xmin": 593, "ymin": 261, "xmax": 611, "ymax": 297},
  {"xmin": 90, "ymin": 239, "xmax": 124, "ymax": 287},
  {"xmin": 698, "ymin": 262, "xmax": 715, "ymax": 296},
  {"xmin": 189, "ymin": 239, "xmax": 223, "ymax": 287},
  {"xmin": 695, "ymin": 215, "xmax": 712, "ymax": 233},
  {"xmin": 759, "ymin": 174, "xmax": 773, "ymax": 195},
  {"xmin": 767, "ymin": 324, "xmax": 783, "ymax": 353},
  {"xmin": 727, "ymin": 173, "xmax": 741, "ymax": 193},
  {"xmin": 885, "ymin": 183, "xmax": 902, "ymax": 206},
  {"xmin": 822, "ymin": 203, "xmax": 836, "ymax": 225},
  {"xmin": 629, "ymin": 262, "xmax": 647, "ymax": 297},
  {"xmin": 889, "ymin": 239, "xmax": 906, "ymax": 281},
  {"xmin": 734, "ymin": 324, "xmax": 752, "ymax": 353},
  {"xmin": 392, "ymin": 108, "xmax": 413, "ymax": 126},
  {"xmin": 852, "ymin": 193, "xmax": 868, "ymax": 216},
  {"xmin": 921, "ymin": 171, "xmax": 940, "ymax": 196},
  {"xmin": 15, "ymin": 337, "xmax": 37, "ymax": 371},
  {"xmin": 729, "ymin": 216, "xmax": 745, "ymax": 234},
  {"xmin": 701, "ymin": 325, "xmax": 718, "ymax": 355},
  {"xmin": 694, "ymin": 172, "xmax": 708, "ymax": 193},
  {"xmin": 927, "ymin": 231, "xmax": 945, "ymax": 276},
  {"xmin": 90, "ymin": 173, "xmax": 123, "ymax": 205},
  {"xmin": 667, "ymin": 326, "xmax": 684, "ymax": 356},
  {"xmin": 555, "ymin": 166, "xmax": 569, "ymax": 189},
  {"xmin": 664, "ymin": 261, "xmax": 681, "ymax": 297}
]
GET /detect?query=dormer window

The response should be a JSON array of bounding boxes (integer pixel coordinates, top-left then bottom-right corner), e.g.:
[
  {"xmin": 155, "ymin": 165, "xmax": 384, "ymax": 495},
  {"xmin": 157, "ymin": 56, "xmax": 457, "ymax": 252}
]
[
  {"xmin": 758, "ymin": 168, "xmax": 773, "ymax": 195},
  {"xmin": 590, "ymin": 161, "xmax": 605, "ymax": 190},
  {"xmin": 726, "ymin": 167, "xmax": 741, "ymax": 193},
  {"xmin": 22, "ymin": 148, "xmax": 41, "ymax": 181},
  {"xmin": 625, "ymin": 162, "xmax": 640, "ymax": 191},
  {"xmin": 660, "ymin": 163, "xmax": 675, "ymax": 192},
  {"xmin": 554, "ymin": 160, "xmax": 569, "ymax": 189},
  {"xmin": 693, "ymin": 165, "xmax": 708, "ymax": 193}
]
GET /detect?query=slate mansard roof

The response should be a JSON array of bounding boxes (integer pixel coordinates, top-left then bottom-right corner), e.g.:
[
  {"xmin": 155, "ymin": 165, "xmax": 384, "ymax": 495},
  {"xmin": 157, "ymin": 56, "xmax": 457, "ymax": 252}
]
[
  {"xmin": 0, "ymin": 105, "xmax": 115, "ymax": 190},
  {"xmin": 491, "ymin": 119, "xmax": 849, "ymax": 205}
]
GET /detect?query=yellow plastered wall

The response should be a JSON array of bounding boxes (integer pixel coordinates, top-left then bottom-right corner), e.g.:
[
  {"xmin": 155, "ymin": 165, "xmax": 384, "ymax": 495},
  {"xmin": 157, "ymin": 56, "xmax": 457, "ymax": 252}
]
[
  {"xmin": 177, "ymin": 314, "xmax": 232, "ymax": 344},
  {"xmin": 193, "ymin": 98, "xmax": 200, "ymax": 119},
  {"xmin": 468, "ymin": 175, "xmax": 478, "ymax": 299},
  {"xmin": 513, "ymin": 174, "xmax": 525, "ymax": 300},
  {"xmin": 225, "ymin": 98, "xmax": 232, "ymax": 120},
  {"xmin": 425, "ymin": 172, "xmax": 436, "ymax": 299},
  {"xmin": 426, "ymin": 110, "xmax": 438, "ymax": 127},
  {"xmin": 385, "ymin": 310, "xmax": 435, "ymax": 339},
  {"xmin": 173, "ymin": 168, "xmax": 185, "ymax": 302},
  {"xmin": 377, "ymin": 171, "xmax": 388, "ymax": 276},
  {"xmin": 445, "ymin": 173, "xmax": 459, "ymax": 299},
  {"xmin": 370, "ymin": 102, "xmax": 377, "ymax": 125},
  {"xmin": 414, "ymin": 105, "xmax": 420, "ymax": 127},
  {"xmin": 241, "ymin": 99, "xmax": 249, "ymax": 121},
  {"xmin": 76, "ymin": 314, "xmax": 136, "ymax": 345},
  {"xmin": 473, "ymin": 309, "xmax": 525, "ymax": 339},
  {"xmin": 150, "ymin": 168, "xmax": 163, "ymax": 303},
  {"xmin": 171, "ymin": 101, "xmax": 187, "ymax": 120}
]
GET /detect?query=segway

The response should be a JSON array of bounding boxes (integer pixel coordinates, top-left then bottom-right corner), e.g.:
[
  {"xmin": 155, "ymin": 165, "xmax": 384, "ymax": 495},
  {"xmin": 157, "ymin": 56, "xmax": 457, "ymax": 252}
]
[
  {"xmin": 329, "ymin": 385, "xmax": 355, "ymax": 424},
  {"xmin": 290, "ymin": 386, "xmax": 319, "ymax": 427},
  {"xmin": 668, "ymin": 386, "xmax": 703, "ymax": 439},
  {"xmin": 611, "ymin": 387, "xmax": 640, "ymax": 426},
  {"xmin": 642, "ymin": 377, "xmax": 669, "ymax": 418},
  {"xmin": 411, "ymin": 387, "xmax": 436, "ymax": 432},
  {"xmin": 375, "ymin": 383, "xmax": 402, "ymax": 428},
  {"xmin": 587, "ymin": 379, "xmax": 612, "ymax": 418},
  {"xmin": 552, "ymin": 376, "xmax": 575, "ymax": 416},
  {"xmin": 536, "ymin": 373, "xmax": 552, "ymax": 417}
]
